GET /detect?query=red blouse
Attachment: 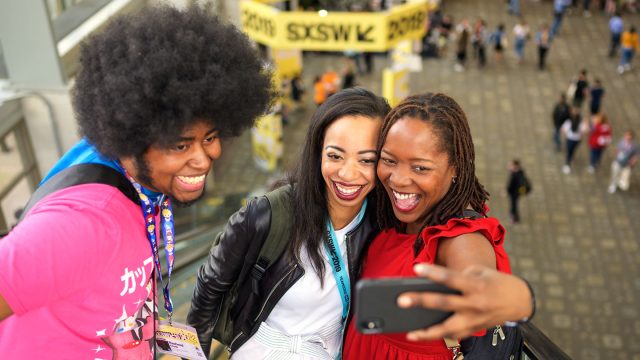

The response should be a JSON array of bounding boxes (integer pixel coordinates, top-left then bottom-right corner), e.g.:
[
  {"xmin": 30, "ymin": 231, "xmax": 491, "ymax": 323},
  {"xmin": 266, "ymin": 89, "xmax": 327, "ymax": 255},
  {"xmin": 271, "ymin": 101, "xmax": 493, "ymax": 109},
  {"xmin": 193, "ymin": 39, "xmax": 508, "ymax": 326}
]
[{"xmin": 343, "ymin": 216, "xmax": 510, "ymax": 360}]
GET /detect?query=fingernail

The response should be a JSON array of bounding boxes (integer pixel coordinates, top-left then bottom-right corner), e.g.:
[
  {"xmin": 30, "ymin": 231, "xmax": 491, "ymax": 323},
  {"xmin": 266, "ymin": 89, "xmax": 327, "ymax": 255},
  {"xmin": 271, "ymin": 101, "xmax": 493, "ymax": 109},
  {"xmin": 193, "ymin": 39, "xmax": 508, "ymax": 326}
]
[
  {"xmin": 397, "ymin": 295, "xmax": 412, "ymax": 307},
  {"xmin": 414, "ymin": 263, "xmax": 429, "ymax": 275}
]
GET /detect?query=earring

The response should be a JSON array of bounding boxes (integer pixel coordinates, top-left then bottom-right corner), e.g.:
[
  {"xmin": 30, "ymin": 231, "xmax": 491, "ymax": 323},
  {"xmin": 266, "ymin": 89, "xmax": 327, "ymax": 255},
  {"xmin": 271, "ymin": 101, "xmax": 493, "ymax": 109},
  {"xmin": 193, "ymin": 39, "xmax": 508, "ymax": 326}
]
[{"xmin": 452, "ymin": 176, "xmax": 457, "ymax": 184}]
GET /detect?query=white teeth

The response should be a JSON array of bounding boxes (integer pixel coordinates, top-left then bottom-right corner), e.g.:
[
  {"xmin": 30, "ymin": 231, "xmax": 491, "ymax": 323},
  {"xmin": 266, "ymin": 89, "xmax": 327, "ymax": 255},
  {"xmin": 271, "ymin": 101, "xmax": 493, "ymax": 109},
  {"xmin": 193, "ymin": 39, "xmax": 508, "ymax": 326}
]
[
  {"xmin": 335, "ymin": 183, "xmax": 362, "ymax": 195},
  {"xmin": 393, "ymin": 190, "xmax": 417, "ymax": 200},
  {"xmin": 177, "ymin": 175, "xmax": 205, "ymax": 185}
]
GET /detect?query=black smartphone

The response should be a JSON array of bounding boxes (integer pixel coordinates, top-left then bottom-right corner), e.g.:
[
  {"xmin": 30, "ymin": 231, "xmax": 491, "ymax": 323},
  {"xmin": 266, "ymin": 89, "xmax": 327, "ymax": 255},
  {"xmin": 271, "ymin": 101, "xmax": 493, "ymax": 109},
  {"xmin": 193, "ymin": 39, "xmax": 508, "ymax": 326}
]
[{"xmin": 354, "ymin": 277, "xmax": 461, "ymax": 334}]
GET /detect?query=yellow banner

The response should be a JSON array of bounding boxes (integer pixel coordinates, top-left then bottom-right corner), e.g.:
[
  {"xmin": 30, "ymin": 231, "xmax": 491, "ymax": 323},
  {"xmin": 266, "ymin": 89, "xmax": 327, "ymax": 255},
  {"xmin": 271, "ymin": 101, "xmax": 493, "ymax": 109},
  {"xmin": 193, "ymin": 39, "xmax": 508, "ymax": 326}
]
[
  {"xmin": 386, "ymin": 3, "xmax": 428, "ymax": 48},
  {"xmin": 240, "ymin": 1, "xmax": 429, "ymax": 51},
  {"xmin": 241, "ymin": 1, "xmax": 279, "ymax": 46},
  {"xmin": 278, "ymin": 10, "xmax": 385, "ymax": 51}
]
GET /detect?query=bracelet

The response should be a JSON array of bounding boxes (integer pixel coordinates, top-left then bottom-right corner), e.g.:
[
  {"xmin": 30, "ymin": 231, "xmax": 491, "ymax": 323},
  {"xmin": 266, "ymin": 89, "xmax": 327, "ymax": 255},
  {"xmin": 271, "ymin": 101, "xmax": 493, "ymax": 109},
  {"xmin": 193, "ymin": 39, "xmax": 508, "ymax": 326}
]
[{"xmin": 504, "ymin": 277, "xmax": 536, "ymax": 327}]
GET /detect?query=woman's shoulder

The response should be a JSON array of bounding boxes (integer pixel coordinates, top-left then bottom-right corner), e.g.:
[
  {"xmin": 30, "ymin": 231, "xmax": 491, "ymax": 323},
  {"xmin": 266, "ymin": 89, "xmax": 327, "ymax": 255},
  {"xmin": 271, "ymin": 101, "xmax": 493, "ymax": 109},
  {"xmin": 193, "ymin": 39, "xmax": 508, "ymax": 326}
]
[
  {"xmin": 420, "ymin": 216, "xmax": 504, "ymax": 255},
  {"xmin": 424, "ymin": 216, "xmax": 504, "ymax": 244}
]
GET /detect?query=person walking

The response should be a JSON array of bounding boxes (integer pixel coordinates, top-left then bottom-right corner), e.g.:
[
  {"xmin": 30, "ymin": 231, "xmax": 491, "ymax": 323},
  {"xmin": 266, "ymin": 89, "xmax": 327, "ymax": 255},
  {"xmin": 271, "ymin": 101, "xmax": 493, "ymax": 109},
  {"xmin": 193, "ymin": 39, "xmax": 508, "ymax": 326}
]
[
  {"xmin": 513, "ymin": 19, "xmax": 530, "ymax": 64},
  {"xmin": 536, "ymin": 23, "xmax": 552, "ymax": 70},
  {"xmin": 589, "ymin": 78, "xmax": 605, "ymax": 115},
  {"xmin": 341, "ymin": 57, "xmax": 357, "ymax": 89},
  {"xmin": 608, "ymin": 12, "xmax": 624, "ymax": 57},
  {"xmin": 506, "ymin": 160, "xmax": 530, "ymax": 224},
  {"xmin": 509, "ymin": 0, "xmax": 521, "ymax": 16},
  {"xmin": 618, "ymin": 26, "xmax": 639, "ymax": 74},
  {"xmin": 571, "ymin": 69, "xmax": 590, "ymax": 110},
  {"xmin": 454, "ymin": 18, "xmax": 471, "ymax": 72},
  {"xmin": 363, "ymin": 52, "xmax": 374, "ymax": 74},
  {"xmin": 313, "ymin": 75, "xmax": 327, "ymax": 107},
  {"xmin": 582, "ymin": 0, "xmax": 593, "ymax": 17},
  {"xmin": 489, "ymin": 23, "xmax": 507, "ymax": 62},
  {"xmin": 0, "ymin": 4, "xmax": 274, "ymax": 357},
  {"xmin": 437, "ymin": 14, "xmax": 454, "ymax": 57},
  {"xmin": 551, "ymin": 0, "xmax": 570, "ymax": 38},
  {"xmin": 561, "ymin": 107, "xmax": 586, "ymax": 174},
  {"xmin": 552, "ymin": 93, "xmax": 571, "ymax": 152},
  {"xmin": 472, "ymin": 18, "xmax": 488, "ymax": 68},
  {"xmin": 587, "ymin": 113, "xmax": 613, "ymax": 173},
  {"xmin": 290, "ymin": 74, "xmax": 305, "ymax": 107},
  {"xmin": 321, "ymin": 68, "xmax": 340, "ymax": 98},
  {"xmin": 608, "ymin": 130, "xmax": 639, "ymax": 193}
]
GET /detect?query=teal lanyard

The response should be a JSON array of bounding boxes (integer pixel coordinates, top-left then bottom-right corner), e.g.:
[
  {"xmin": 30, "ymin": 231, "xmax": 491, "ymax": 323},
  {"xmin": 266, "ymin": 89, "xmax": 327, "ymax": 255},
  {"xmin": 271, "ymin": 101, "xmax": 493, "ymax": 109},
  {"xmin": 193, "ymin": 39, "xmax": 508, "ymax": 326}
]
[{"xmin": 323, "ymin": 199, "xmax": 368, "ymax": 323}]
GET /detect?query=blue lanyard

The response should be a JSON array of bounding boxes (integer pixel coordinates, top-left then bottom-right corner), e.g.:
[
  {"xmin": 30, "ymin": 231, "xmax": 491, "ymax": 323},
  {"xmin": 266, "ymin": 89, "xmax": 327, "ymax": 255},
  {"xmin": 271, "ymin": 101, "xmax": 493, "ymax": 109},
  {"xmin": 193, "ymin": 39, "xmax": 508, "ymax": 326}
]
[
  {"xmin": 323, "ymin": 199, "xmax": 367, "ymax": 322},
  {"xmin": 122, "ymin": 169, "xmax": 176, "ymax": 321}
]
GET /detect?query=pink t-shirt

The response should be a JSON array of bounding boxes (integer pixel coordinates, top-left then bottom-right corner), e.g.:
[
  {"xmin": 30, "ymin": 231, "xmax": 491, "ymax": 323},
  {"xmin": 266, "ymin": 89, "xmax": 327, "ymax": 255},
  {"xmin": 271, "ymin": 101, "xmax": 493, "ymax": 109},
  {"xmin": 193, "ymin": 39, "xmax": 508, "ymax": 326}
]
[{"xmin": 0, "ymin": 184, "xmax": 156, "ymax": 359}]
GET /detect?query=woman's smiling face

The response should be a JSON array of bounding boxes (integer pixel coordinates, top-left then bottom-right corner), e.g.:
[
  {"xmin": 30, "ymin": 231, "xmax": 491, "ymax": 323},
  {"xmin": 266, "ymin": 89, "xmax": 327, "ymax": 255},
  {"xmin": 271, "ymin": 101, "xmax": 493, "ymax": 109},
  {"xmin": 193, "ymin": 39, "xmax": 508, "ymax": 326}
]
[
  {"xmin": 377, "ymin": 116, "xmax": 456, "ymax": 233},
  {"xmin": 321, "ymin": 115, "xmax": 381, "ymax": 223}
]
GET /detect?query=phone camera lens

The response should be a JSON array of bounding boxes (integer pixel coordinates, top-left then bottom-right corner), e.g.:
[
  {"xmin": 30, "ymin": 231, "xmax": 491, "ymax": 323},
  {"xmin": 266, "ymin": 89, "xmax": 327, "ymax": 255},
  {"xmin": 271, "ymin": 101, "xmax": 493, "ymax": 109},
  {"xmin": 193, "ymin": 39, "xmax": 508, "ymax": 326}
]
[{"xmin": 360, "ymin": 318, "xmax": 383, "ymax": 332}]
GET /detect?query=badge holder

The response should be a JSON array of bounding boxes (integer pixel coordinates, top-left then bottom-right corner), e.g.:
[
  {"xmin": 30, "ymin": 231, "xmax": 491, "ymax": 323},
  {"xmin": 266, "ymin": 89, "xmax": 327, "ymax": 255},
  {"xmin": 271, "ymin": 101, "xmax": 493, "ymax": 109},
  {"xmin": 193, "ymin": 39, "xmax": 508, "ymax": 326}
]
[{"xmin": 156, "ymin": 320, "xmax": 208, "ymax": 360}]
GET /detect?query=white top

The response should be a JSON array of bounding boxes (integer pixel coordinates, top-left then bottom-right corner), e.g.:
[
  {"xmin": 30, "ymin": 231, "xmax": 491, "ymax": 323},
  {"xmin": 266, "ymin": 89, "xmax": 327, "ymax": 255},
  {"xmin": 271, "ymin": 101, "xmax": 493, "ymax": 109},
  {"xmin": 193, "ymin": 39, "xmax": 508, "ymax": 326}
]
[
  {"xmin": 513, "ymin": 24, "xmax": 529, "ymax": 39},
  {"xmin": 562, "ymin": 119, "xmax": 585, "ymax": 141},
  {"xmin": 232, "ymin": 215, "xmax": 360, "ymax": 360}
]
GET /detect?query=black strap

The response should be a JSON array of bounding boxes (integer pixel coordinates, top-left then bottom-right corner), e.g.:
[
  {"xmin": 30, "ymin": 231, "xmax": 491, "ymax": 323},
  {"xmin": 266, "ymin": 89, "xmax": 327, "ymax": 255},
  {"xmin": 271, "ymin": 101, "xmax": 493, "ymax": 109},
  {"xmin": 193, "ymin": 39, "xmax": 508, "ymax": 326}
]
[
  {"xmin": 459, "ymin": 209, "xmax": 483, "ymax": 220},
  {"xmin": 18, "ymin": 163, "xmax": 138, "ymax": 223}
]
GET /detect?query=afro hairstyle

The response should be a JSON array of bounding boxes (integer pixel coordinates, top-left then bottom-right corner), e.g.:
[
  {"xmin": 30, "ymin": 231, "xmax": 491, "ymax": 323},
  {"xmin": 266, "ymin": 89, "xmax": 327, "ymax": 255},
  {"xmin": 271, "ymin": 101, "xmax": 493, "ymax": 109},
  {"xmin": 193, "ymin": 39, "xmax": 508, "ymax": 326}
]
[{"xmin": 73, "ymin": 4, "xmax": 274, "ymax": 159}]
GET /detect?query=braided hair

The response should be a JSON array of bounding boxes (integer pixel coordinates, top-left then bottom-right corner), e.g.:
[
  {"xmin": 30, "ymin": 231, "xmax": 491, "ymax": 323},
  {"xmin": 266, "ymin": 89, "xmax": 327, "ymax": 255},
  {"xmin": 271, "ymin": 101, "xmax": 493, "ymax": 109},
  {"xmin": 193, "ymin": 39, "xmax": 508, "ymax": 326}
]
[{"xmin": 375, "ymin": 93, "xmax": 490, "ymax": 238}]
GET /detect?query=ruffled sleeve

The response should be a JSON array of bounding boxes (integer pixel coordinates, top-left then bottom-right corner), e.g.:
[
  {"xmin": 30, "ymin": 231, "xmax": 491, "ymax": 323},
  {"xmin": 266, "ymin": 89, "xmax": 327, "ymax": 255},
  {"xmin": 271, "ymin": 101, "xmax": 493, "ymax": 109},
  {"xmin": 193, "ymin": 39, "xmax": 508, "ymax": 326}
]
[{"xmin": 415, "ymin": 216, "xmax": 511, "ymax": 274}]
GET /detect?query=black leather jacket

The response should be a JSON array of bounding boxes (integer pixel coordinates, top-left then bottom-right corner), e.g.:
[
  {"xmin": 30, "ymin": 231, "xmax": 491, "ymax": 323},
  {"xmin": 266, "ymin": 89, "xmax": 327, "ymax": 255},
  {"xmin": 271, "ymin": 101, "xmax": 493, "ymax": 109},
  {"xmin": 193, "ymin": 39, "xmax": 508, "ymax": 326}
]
[{"xmin": 187, "ymin": 194, "xmax": 379, "ymax": 355}]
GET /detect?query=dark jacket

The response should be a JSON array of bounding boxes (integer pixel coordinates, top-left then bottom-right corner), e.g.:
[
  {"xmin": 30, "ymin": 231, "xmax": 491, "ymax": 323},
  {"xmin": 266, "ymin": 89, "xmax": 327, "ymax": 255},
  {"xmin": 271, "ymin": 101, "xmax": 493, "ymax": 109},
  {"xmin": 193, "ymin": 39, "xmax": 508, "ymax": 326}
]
[
  {"xmin": 187, "ymin": 192, "xmax": 379, "ymax": 355},
  {"xmin": 552, "ymin": 101, "xmax": 570, "ymax": 130},
  {"xmin": 507, "ymin": 169, "xmax": 526, "ymax": 197}
]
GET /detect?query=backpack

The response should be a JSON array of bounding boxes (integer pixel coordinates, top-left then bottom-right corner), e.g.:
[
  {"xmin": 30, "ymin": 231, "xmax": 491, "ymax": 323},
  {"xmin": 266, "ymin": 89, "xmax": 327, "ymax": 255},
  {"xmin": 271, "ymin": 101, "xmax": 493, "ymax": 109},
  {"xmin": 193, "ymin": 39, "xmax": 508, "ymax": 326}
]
[
  {"xmin": 211, "ymin": 185, "xmax": 293, "ymax": 348},
  {"xmin": 11, "ymin": 163, "xmax": 138, "ymax": 227},
  {"xmin": 459, "ymin": 324, "xmax": 524, "ymax": 359},
  {"xmin": 518, "ymin": 173, "xmax": 532, "ymax": 195}
]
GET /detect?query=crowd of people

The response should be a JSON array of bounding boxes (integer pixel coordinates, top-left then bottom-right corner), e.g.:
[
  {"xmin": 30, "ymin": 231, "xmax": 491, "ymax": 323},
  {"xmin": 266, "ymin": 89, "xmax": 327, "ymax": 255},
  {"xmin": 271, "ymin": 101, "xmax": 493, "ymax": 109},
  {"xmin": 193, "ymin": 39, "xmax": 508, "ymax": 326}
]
[
  {"xmin": 423, "ymin": 1, "xmax": 638, "ymax": 73},
  {"xmin": 549, "ymin": 68, "xmax": 638, "ymax": 194}
]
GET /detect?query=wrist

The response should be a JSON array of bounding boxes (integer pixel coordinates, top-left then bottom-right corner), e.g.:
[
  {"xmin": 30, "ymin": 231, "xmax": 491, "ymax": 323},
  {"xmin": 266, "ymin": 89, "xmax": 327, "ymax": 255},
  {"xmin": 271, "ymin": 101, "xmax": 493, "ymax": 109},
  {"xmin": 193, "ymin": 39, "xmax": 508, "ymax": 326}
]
[{"xmin": 505, "ymin": 277, "xmax": 536, "ymax": 327}]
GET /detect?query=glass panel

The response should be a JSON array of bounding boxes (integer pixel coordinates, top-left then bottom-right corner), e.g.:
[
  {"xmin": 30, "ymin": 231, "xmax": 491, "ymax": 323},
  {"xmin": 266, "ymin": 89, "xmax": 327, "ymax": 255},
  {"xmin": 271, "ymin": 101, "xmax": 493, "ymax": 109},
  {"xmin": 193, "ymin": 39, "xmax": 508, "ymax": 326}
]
[
  {"xmin": 0, "ymin": 131, "xmax": 26, "ymax": 190},
  {"xmin": 0, "ymin": 40, "xmax": 7, "ymax": 79},
  {"xmin": 1, "ymin": 177, "xmax": 30, "ymax": 229}
]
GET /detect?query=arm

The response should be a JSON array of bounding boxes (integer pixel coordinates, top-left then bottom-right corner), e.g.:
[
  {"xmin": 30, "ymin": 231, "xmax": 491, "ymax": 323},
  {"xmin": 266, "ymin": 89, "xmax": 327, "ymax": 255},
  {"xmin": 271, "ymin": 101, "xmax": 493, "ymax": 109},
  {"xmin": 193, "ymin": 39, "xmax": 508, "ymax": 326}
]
[
  {"xmin": 0, "ymin": 293, "xmax": 12, "ymax": 321},
  {"xmin": 398, "ymin": 264, "xmax": 534, "ymax": 341},
  {"xmin": 436, "ymin": 232, "xmax": 496, "ymax": 271},
  {"xmin": 186, "ymin": 196, "xmax": 269, "ymax": 355},
  {"xmin": 629, "ymin": 152, "xmax": 638, "ymax": 167},
  {"xmin": 399, "ymin": 232, "xmax": 530, "ymax": 340}
]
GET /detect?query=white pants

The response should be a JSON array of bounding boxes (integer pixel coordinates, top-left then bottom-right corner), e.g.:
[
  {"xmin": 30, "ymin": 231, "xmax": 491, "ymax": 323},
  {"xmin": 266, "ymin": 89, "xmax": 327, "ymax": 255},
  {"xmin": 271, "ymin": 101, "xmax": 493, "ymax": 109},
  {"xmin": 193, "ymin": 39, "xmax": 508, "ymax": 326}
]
[{"xmin": 609, "ymin": 161, "xmax": 632, "ymax": 191}]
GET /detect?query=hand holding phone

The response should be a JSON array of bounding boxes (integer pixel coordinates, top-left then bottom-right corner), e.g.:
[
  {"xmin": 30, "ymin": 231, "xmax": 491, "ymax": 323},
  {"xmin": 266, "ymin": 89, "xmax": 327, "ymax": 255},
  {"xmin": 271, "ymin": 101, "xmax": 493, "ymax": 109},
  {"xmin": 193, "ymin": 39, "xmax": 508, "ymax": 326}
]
[
  {"xmin": 399, "ymin": 264, "xmax": 535, "ymax": 342},
  {"xmin": 354, "ymin": 277, "xmax": 461, "ymax": 334}
]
